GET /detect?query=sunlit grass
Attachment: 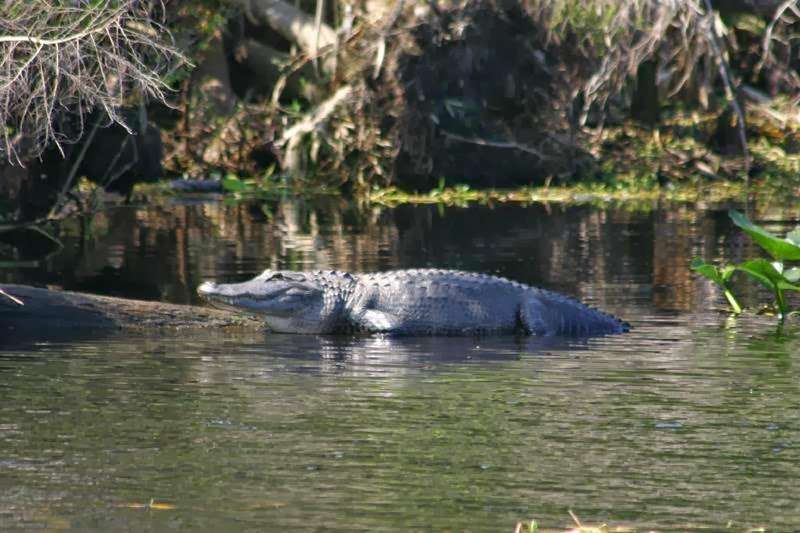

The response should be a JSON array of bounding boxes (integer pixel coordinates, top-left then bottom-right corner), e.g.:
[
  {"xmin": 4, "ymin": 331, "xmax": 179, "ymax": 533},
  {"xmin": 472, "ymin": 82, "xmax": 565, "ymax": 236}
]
[{"xmin": 365, "ymin": 180, "xmax": 744, "ymax": 207}]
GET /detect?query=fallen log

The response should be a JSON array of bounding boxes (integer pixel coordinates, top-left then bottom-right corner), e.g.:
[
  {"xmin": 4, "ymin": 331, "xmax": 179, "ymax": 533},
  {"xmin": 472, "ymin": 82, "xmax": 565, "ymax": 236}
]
[
  {"xmin": 231, "ymin": 0, "xmax": 337, "ymax": 56},
  {"xmin": 0, "ymin": 284, "xmax": 262, "ymax": 339},
  {"xmin": 234, "ymin": 38, "xmax": 320, "ymax": 102}
]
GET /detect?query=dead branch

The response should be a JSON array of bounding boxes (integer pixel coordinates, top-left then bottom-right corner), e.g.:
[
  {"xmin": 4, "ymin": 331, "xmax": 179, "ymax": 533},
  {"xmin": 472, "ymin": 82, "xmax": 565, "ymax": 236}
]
[
  {"xmin": 235, "ymin": 39, "xmax": 319, "ymax": 102},
  {"xmin": 279, "ymin": 85, "xmax": 353, "ymax": 145},
  {"xmin": 0, "ymin": 0, "xmax": 186, "ymax": 163},
  {"xmin": 440, "ymin": 130, "xmax": 546, "ymax": 159},
  {"xmin": 702, "ymin": 0, "xmax": 751, "ymax": 179},
  {"xmin": 755, "ymin": 0, "xmax": 800, "ymax": 78},
  {"xmin": 279, "ymin": 85, "xmax": 353, "ymax": 175},
  {"xmin": 231, "ymin": 0, "xmax": 336, "ymax": 55}
]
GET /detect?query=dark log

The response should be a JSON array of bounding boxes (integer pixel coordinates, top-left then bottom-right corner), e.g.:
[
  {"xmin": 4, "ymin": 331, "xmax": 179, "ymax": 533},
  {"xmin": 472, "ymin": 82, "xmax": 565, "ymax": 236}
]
[
  {"xmin": 230, "ymin": 0, "xmax": 336, "ymax": 54},
  {"xmin": 229, "ymin": 0, "xmax": 337, "ymax": 75},
  {"xmin": 711, "ymin": 103, "xmax": 749, "ymax": 156},
  {"xmin": 714, "ymin": 0, "xmax": 789, "ymax": 17},
  {"xmin": 0, "ymin": 285, "xmax": 262, "ymax": 341},
  {"xmin": 233, "ymin": 39, "xmax": 320, "ymax": 101},
  {"xmin": 190, "ymin": 32, "xmax": 237, "ymax": 117}
]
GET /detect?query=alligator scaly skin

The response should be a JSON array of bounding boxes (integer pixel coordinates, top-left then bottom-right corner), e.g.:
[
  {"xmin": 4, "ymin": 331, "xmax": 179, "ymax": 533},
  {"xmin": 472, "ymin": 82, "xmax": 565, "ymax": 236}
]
[{"xmin": 198, "ymin": 269, "xmax": 629, "ymax": 336}]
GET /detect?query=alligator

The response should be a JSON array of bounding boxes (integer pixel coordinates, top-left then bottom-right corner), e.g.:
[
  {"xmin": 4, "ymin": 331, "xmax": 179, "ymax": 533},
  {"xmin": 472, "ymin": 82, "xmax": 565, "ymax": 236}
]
[{"xmin": 197, "ymin": 269, "xmax": 628, "ymax": 336}]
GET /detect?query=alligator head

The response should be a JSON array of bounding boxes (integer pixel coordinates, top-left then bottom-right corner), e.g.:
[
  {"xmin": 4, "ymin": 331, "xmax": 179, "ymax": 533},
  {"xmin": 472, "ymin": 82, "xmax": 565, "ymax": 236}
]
[{"xmin": 197, "ymin": 270, "xmax": 334, "ymax": 333}]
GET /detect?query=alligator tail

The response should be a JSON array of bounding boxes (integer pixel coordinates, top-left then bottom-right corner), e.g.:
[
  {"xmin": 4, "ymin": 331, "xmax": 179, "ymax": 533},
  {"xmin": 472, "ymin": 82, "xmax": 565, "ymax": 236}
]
[{"xmin": 521, "ymin": 289, "xmax": 629, "ymax": 336}]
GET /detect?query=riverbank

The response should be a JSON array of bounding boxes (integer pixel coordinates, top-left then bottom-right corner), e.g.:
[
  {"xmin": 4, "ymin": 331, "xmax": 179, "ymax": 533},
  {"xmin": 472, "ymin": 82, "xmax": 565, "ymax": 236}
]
[{"xmin": 146, "ymin": 111, "xmax": 799, "ymax": 209}]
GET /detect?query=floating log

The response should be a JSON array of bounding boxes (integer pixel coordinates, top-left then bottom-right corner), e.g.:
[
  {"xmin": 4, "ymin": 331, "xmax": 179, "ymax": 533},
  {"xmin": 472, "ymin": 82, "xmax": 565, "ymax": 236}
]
[{"xmin": 0, "ymin": 284, "xmax": 262, "ymax": 340}]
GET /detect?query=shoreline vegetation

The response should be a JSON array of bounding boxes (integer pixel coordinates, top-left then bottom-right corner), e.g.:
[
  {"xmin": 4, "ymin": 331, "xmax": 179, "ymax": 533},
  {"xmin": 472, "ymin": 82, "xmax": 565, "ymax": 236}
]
[
  {"xmin": 151, "ymin": 175, "xmax": 748, "ymax": 206},
  {"xmin": 2, "ymin": 1, "xmax": 800, "ymax": 222}
]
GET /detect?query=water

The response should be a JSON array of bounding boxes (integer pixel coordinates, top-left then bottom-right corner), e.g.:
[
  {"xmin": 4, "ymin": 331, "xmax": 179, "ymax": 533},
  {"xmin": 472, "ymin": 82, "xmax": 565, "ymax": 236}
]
[{"xmin": 2, "ymin": 198, "xmax": 800, "ymax": 530}]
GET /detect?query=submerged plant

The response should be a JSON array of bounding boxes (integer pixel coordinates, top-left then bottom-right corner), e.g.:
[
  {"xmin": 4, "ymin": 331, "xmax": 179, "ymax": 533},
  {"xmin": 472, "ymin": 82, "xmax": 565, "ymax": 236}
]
[{"xmin": 692, "ymin": 210, "xmax": 800, "ymax": 317}]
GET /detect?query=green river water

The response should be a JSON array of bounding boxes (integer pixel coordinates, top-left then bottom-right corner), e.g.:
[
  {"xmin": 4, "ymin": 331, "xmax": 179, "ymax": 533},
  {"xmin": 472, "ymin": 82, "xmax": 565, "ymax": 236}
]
[{"xmin": 1, "ymin": 199, "xmax": 799, "ymax": 531}]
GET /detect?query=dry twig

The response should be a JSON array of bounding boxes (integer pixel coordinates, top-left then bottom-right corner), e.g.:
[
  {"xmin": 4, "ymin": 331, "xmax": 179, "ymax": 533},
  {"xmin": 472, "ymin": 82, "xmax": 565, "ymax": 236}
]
[{"xmin": 0, "ymin": 0, "xmax": 186, "ymax": 163}]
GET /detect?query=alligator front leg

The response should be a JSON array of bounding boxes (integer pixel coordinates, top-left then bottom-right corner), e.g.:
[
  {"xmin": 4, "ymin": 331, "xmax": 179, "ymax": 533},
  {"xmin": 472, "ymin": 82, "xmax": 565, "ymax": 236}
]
[{"xmin": 351, "ymin": 309, "xmax": 404, "ymax": 333}]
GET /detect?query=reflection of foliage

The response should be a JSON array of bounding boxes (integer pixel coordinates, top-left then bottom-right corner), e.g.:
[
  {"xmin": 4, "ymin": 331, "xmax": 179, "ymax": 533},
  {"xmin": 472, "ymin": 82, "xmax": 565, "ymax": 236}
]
[{"xmin": 0, "ymin": 0, "xmax": 186, "ymax": 163}]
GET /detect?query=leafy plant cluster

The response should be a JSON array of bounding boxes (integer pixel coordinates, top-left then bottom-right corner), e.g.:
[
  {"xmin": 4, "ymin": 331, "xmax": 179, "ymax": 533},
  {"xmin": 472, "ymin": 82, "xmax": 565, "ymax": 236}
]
[{"xmin": 692, "ymin": 210, "xmax": 800, "ymax": 317}]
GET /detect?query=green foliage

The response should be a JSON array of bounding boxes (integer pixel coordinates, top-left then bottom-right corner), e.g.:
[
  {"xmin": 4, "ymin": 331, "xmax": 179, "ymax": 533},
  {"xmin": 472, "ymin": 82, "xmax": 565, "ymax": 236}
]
[
  {"xmin": 729, "ymin": 209, "xmax": 800, "ymax": 261},
  {"xmin": 690, "ymin": 258, "xmax": 741, "ymax": 313},
  {"xmin": 692, "ymin": 210, "xmax": 800, "ymax": 317},
  {"xmin": 543, "ymin": 0, "xmax": 627, "ymax": 52},
  {"xmin": 221, "ymin": 167, "xmax": 278, "ymax": 193}
]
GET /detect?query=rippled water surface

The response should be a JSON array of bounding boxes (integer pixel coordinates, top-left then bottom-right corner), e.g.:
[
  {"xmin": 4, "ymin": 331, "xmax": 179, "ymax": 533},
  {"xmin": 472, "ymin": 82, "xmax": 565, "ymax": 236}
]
[{"xmin": 2, "ymin": 199, "xmax": 800, "ymax": 530}]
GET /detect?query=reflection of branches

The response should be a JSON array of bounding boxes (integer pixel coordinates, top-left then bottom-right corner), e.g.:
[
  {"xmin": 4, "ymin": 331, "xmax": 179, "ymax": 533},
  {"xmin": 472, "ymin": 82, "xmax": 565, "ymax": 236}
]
[{"xmin": 0, "ymin": 0, "xmax": 186, "ymax": 164}]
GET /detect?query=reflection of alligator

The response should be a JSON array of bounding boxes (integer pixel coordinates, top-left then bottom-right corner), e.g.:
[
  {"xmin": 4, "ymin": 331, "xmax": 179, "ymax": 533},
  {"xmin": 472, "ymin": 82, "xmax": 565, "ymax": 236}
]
[{"xmin": 198, "ymin": 269, "xmax": 628, "ymax": 336}]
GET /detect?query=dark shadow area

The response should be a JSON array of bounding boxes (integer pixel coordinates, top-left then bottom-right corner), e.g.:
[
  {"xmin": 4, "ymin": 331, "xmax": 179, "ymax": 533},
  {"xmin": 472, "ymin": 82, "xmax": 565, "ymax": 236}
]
[{"xmin": 394, "ymin": 0, "xmax": 592, "ymax": 189}]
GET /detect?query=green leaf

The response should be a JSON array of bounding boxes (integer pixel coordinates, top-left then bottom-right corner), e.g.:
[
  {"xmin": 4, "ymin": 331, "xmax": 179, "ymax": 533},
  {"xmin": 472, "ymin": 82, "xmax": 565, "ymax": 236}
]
[
  {"xmin": 222, "ymin": 176, "xmax": 250, "ymax": 193},
  {"xmin": 785, "ymin": 267, "xmax": 800, "ymax": 283},
  {"xmin": 735, "ymin": 259, "xmax": 800, "ymax": 316},
  {"xmin": 735, "ymin": 259, "xmax": 800, "ymax": 290},
  {"xmin": 691, "ymin": 258, "xmax": 741, "ymax": 313},
  {"xmin": 736, "ymin": 259, "xmax": 800, "ymax": 290},
  {"xmin": 729, "ymin": 210, "xmax": 800, "ymax": 261},
  {"xmin": 690, "ymin": 258, "xmax": 734, "ymax": 285},
  {"xmin": 735, "ymin": 259, "xmax": 781, "ymax": 290},
  {"xmin": 786, "ymin": 227, "xmax": 800, "ymax": 247}
]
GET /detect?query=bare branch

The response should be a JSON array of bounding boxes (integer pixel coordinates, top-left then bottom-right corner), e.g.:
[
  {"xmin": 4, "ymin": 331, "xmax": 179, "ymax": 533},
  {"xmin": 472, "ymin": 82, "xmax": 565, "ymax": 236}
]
[
  {"xmin": 702, "ymin": 0, "xmax": 751, "ymax": 179},
  {"xmin": 755, "ymin": 0, "xmax": 799, "ymax": 76},
  {"xmin": 0, "ymin": 0, "xmax": 187, "ymax": 162}
]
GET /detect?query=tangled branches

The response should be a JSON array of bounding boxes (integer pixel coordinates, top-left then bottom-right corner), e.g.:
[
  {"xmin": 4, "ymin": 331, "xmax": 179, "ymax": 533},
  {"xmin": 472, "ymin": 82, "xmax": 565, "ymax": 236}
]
[
  {"xmin": 0, "ymin": 0, "xmax": 186, "ymax": 164},
  {"xmin": 529, "ymin": 1, "xmax": 710, "ymax": 122},
  {"xmin": 533, "ymin": 0, "xmax": 800, "ymax": 117},
  {"xmin": 756, "ymin": 0, "xmax": 800, "ymax": 94}
]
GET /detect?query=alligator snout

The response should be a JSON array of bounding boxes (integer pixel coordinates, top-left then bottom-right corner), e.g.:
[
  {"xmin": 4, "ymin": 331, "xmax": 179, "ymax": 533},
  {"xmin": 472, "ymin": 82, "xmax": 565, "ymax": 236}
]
[{"xmin": 197, "ymin": 281, "xmax": 218, "ymax": 297}]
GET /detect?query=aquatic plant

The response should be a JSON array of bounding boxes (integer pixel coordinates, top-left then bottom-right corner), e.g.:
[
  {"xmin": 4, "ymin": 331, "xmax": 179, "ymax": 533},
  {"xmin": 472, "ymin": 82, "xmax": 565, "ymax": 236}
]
[{"xmin": 692, "ymin": 209, "xmax": 800, "ymax": 317}]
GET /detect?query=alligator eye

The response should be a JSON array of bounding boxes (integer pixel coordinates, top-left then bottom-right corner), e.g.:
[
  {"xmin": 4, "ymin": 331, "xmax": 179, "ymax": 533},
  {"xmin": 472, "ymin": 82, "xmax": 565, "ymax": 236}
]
[{"xmin": 265, "ymin": 272, "xmax": 305, "ymax": 282}]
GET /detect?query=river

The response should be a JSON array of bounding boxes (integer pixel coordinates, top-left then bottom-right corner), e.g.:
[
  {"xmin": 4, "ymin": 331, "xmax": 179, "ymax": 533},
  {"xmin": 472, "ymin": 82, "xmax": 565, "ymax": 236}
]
[{"xmin": 1, "ymin": 197, "xmax": 798, "ymax": 530}]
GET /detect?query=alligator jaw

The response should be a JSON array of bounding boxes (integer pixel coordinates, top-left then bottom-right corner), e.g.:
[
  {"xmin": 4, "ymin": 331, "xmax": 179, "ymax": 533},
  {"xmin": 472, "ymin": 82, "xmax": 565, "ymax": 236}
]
[
  {"xmin": 196, "ymin": 275, "xmax": 327, "ymax": 319},
  {"xmin": 197, "ymin": 281, "xmax": 258, "ymax": 313}
]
